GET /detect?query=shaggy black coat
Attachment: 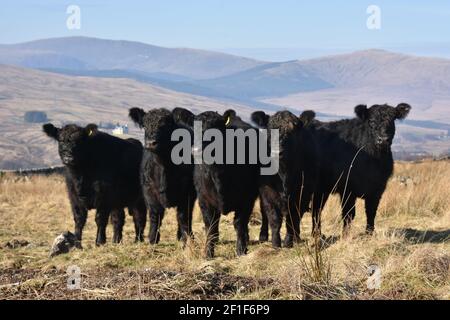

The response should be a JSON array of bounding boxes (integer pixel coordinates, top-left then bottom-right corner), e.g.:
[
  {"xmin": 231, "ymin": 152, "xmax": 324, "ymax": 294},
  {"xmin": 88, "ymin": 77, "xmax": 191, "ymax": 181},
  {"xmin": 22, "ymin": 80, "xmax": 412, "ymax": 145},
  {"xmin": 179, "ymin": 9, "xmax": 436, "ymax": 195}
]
[
  {"xmin": 223, "ymin": 110, "xmax": 269, "ymax": 243},
  {"xmin": 252, "ymin": 110, "xmax": 318, "ymax": 248},
  {"xmin": 178, "ymin": 110, "xmax": 260, "ymax": 258},
  {"xmin": 301, "ymin": 103, "xmax": 411, "ymax": 235},
  {"xmin": 129, "ymin": 107, "xmax": 196, "ymax": 244},
  {"xmin": 43, "ymin": 123, "xmax": 147, "ymax": 247}
]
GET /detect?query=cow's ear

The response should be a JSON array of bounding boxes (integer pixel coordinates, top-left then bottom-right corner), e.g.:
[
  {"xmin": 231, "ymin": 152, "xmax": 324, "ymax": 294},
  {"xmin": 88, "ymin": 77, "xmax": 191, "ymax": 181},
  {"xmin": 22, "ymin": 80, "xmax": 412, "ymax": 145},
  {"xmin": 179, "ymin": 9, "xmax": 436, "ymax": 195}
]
[
  {"xmin": 129, "ymin": 108, "xmax": 146, "ymax": 128},
  {"xmin": 223, "ymin": 109, "xmax": 237, "ymax": 127},
  {"xmin": 43, "ymin": 123, "xmax": 60, "ymax": 140},
  {"xmin": 299, "ymin": 110, "xmax": 316, "ymax": 126},
  {"xmin": 355, "ymin": 105, "xmax": 368, "ymax": 120},
  {"xmin": 85, "ymin": 124, "xmax": 98, "ymax": 137},
  {"xmin": 395, "ymin": 103, "xmax": 411, "ymax": 120},
  {"xmin": 251, "ymin": 111, "xmax": 269, "ymax": 128},
  {"xmin": 289, "ymin": 118, "xmax": 303, "ymax": 130},
  {"xmin": 173, "ymin": 107, "xmax": 194, "ymax": 128}
]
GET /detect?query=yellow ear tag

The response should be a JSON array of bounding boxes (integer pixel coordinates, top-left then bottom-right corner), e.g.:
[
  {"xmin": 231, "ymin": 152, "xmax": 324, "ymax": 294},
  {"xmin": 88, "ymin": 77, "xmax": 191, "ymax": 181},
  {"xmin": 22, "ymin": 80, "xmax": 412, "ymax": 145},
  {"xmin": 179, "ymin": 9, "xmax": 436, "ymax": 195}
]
[
  {"xmin": 225, "ymin": 117, "xmax": 231, "ymax": 126},
  {"xmin": 88, "ymin": 130, "xmax": 93, "ymax": 136}
]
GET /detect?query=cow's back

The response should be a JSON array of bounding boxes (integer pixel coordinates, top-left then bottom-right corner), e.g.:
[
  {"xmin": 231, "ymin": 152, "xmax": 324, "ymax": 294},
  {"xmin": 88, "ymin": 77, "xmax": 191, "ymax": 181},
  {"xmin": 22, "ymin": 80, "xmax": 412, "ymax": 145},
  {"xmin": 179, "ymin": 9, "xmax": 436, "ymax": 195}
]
[{"xmin": 65, "ymin": 133, "xmax": 143, "ymax": 209}]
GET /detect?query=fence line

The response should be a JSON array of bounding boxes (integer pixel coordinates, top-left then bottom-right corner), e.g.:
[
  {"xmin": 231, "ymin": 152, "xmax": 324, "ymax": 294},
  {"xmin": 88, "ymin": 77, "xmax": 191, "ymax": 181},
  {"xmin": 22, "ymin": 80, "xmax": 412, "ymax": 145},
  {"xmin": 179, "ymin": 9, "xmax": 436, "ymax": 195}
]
[{"xmin": 0, "ymin": 166, "xmax": 65, "ymax": 176}]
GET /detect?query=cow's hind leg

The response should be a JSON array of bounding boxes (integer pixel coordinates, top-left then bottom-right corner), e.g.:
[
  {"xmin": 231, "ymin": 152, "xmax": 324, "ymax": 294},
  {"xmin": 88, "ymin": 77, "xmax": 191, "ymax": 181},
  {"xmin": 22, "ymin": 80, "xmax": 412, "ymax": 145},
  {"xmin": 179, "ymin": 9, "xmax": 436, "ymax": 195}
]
[
  {"xmin": 111, "ymin": 208, "xmax": 125, "ymax": 244},
  {"xmin": 95, "ymin": 208, "xmax": 111, "ymax": 246},
  {"xmin": 365, "ymin": 194, "xmax": 381, "ymax": 235},
  {"xmin": 259, "ymin": 199, "xmax": 269, "ymax": 242},
  {"xmin": 234, "ymin": 205, "xmax": 252, "ymax": 256},
  {"xmin": 260, "ymin": 193, "xmax": 282, "ymax": 248},
  {"xmin": 131, "ymin": 199, "xmax": 147, "ymax": 242},
  {"xmin": 199, "ymin": 201, "xmax": 220, "ymax": 259},
  {"xmin": 311, "ymin": 192, "xmax": 329, "ymax": 238},
  {"xmin": 148, "ymin": 204, "xmax": 164, "ymax": 244},
  {"xmin": 284, "ymin": 194, "xmax": 302, "ymax": 248},
  {"xmin": 176, "ymin": 195, "xmax": 195, "ymax": 244},
  {"xmin": 284, "ymin": 209, "xmax": 301, "ymax": 248},
  {"xmin": 72, "ymin": 204, "xmax": 87, "ymax": 249},
  {"xmin": 340, "ymin": 193, "xmax": 356, "ymax": 237}
]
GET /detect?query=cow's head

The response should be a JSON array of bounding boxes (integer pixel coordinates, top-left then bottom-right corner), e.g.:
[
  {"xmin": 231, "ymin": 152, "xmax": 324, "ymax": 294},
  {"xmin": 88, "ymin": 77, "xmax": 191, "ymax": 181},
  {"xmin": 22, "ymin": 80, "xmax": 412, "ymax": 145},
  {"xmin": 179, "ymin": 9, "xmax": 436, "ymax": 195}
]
[
  {"xmin": 355, "ymin": 103, "xmax": 411, "ymax": 149},
  {"xmin": 43, "ymin": 123, "xmax": 98, "ymax": 166},
  {"xmin": 172, "ymin": 107, "xmax": 195, "ymax": 129},
  {"xmin": 129, "ymin": 107, "xmax": 193, "ymax": 153},
  {"xmin": 191, "ymin": 111, "xmax": 227, "ymax": 157},
  {"xmin": 252, "ymin": 110, "xmax": 313, "ymax": 191},
  {"xmin": 252, "ymin": 110, "xmax": 309, "ymax": 161},
  {"xmin": 196, "ymin": 111, "xmax": 228, "ymax": 131},
  {"xmin": 223, "ymin": 109, "xmax": 252, "ymax": 129}
]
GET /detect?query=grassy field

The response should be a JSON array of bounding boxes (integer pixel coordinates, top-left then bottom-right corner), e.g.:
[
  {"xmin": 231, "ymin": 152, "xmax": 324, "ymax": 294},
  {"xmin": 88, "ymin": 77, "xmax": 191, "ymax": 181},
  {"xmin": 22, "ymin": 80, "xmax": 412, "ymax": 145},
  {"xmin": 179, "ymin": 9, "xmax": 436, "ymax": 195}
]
[{"xmin": 0, "ymin": 161, "xmax": 449, "ymax": 300}]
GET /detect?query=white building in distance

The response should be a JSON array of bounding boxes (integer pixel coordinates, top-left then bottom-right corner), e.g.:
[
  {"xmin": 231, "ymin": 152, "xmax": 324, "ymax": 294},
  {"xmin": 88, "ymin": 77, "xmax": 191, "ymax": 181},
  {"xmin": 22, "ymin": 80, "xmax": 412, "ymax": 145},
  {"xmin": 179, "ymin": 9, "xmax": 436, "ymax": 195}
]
[{"xmin": 112, "ymin": 124, "xmax": 129, "ymax": 135}]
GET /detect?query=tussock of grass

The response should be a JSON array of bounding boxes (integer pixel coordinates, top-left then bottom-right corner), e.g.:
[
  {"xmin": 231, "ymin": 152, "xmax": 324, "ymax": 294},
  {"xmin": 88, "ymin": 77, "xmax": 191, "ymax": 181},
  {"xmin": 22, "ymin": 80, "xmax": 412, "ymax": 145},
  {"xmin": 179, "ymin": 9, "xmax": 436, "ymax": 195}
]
[{"xmin": 0, "ymin": 161, "xmax": 449, "ymax": 299}]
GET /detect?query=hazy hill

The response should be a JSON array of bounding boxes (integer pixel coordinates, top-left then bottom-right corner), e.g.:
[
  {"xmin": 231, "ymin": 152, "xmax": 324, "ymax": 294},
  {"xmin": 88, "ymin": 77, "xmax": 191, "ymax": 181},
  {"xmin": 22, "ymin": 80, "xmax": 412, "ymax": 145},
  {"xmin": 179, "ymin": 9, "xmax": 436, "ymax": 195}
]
[
  {"xmin": 263, "ymin": 50, "xmax": 450, "ymax": 124},
  {"xmin": 0, "ymin": 65, "xmax": 255, "ymax": 169},
  {"xmin": 0, "ymin": 37, "xmax": 264, "ymax": 79},
  {"xmin": 297, "ymin": 49, "xmax": 450, "ymax": 88},
  {"xmin": 195, "ymin": 62, "xmax": 333, "ymax": 99}
]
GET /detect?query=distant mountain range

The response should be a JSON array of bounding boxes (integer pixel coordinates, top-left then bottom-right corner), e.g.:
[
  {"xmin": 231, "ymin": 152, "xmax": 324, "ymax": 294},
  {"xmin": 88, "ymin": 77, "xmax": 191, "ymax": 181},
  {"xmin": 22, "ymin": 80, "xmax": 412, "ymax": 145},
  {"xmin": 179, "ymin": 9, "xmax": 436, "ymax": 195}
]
[
  {"xmin": 0, "ymin": 36, "xmax": 264, "ymax": 79},
  {"xmin": 0, "ymin": 37, "xmax": 449, "ymax": 168}
]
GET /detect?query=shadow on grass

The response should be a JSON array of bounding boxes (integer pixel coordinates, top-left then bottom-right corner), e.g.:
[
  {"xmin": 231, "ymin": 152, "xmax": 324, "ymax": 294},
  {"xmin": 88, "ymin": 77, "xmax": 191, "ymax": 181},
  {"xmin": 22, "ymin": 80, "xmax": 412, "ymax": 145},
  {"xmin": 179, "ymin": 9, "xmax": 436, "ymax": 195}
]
[
  {"xmin": 393, "ymin": 228, "xmax": 450, "ymax": 244},
  {"xmin": 316, "ymin": 235, "xmax": 340, "ymax": 250},
  {"xmin": 218, "ymin": 239, "xmax": 263, "ymax": 246}
]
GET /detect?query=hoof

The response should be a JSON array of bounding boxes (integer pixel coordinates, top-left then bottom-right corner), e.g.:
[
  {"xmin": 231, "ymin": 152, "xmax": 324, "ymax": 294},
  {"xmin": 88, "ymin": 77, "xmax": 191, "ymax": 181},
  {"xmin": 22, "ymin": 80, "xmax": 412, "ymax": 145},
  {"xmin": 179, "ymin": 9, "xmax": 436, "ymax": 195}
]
[
  {"xmin": 112, "ymin": 236, "xmax": 122, "ymax": 244},
  {"xmin": 75, "ymin": 241, "xmax": 83, "ymax": 250},
  {"xmin": 283, "ymin": 240, "xmax": 294, "ymax": 248},
  {"xmin": 134, "ymin": 235, "xmax": 145, "ymax": 243},
  {"xmin": 272, "ymin": 236, "xmax": 282, "ymax": 249},
  {"xmin": 149, "ymin": 232, "xmax": 161, "ymax": 245},
  {"xmin": 176, "ymin": 229, "xmax": 183, "ymax": 241},
  {"xmin": 259, "ymin": 233, "xmax": 269, "ymax": 242},
  {"xmin": 236, "ymin": 247, "xmax": 248, "ymax": 257},
  {"xmin": 205, "ymin": 249, "xmax": 215, "ymax": 259}
]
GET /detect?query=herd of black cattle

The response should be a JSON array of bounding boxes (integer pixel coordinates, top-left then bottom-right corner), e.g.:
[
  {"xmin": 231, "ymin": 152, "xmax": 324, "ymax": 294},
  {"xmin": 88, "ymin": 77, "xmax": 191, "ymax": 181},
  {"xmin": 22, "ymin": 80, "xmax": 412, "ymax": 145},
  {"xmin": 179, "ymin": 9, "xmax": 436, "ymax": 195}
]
[{"xmin": 43, "ymin": 103, "xmax": 411, "ymax": 258}]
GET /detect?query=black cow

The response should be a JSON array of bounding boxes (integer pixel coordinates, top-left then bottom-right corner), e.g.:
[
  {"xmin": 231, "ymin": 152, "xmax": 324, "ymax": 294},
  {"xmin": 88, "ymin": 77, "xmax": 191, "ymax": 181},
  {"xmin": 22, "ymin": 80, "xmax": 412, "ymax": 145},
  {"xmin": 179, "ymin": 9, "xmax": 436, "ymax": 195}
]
[
  {"xmin": 301, "ymin": 103, "xmax": 411, "ymax": 235},
  {"xmin": 252, "ymin": 110, "xmax": 318, "ymax": 247},
  {"xmin": 222, "ymin": 110, "xmax": 270, "ymax": 243},
  {"xmin": 128, "ymin": 107, "xmax": 196, "ymax": 245},
  {"xmin": 177, "ymin": 110, "xmax": 260, "ymax": 258},
  {"xmin": 43, "ymin": 123, "xmax": 147, "ymax": 247}
]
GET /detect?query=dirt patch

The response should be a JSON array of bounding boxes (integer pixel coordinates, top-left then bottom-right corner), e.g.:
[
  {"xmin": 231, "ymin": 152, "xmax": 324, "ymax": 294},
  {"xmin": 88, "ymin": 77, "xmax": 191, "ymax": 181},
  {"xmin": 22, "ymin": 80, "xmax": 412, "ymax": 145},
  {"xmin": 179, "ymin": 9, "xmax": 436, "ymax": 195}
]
[{"xmin": 2, "ymin": 239, "xmax": 30, "ymax": 249}]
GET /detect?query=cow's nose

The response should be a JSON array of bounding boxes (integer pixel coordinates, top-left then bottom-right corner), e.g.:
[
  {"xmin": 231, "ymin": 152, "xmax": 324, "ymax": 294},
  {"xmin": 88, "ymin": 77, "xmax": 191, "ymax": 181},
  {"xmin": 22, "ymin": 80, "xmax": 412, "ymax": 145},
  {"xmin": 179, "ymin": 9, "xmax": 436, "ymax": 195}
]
[
  {"xmin": 376, "ymin": 136, "xmax": 389, "ymax": 144},
  {"xmin": 146, "ymin": 140, "xmax": 158, "ymax": 150},
  {"xmin": 62, "ymin": 156, "xmax": 74, "ymax": 164}
]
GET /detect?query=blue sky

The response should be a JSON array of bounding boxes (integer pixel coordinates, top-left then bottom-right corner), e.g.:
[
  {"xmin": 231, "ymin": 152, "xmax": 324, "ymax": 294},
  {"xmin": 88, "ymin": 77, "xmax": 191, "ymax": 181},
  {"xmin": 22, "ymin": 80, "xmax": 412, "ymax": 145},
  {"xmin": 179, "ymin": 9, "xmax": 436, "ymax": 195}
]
[{"xmin": 1, "ymin": 1, "xmax": 449, "ymax": 60}]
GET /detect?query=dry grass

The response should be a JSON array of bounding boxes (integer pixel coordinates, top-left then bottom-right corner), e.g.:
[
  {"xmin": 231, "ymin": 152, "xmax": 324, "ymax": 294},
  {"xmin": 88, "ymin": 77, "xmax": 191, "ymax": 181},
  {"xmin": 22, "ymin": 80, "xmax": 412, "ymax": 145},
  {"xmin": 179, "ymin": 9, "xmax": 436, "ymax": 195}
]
[{"xmin": 0, "ymin": 161, "xmax": 449, "ymax": 300}]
